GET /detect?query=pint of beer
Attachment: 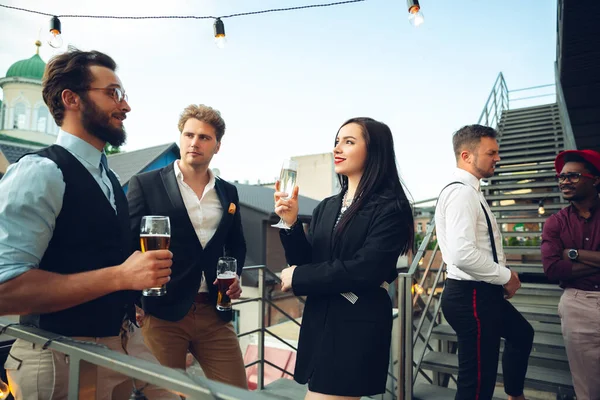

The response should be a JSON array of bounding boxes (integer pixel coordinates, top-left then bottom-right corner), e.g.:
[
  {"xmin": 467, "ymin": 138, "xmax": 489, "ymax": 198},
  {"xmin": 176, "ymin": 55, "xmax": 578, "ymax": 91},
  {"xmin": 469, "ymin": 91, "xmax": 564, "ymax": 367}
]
[
  {"xmin": 140, "ymin": 216, "xmax": 171, "ymax": 296},
  {"xmin": 216, "ymin": 257, "xmax": 237, "ymax": 311}
]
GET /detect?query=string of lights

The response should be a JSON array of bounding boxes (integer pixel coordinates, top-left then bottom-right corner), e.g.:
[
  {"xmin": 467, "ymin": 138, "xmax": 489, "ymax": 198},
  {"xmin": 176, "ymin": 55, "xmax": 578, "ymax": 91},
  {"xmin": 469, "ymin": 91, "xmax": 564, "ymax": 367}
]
[{"xmin": 1, "ymin": 0, "xmax": 425, "ymax": 49}]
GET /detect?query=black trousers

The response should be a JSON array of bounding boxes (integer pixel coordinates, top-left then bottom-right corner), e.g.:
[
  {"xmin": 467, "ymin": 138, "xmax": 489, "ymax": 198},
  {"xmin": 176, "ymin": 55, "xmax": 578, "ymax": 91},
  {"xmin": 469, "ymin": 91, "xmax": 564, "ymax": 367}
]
[{"xmin": 441, "ymin": 279, "xmax": 534, "ymax": 400}]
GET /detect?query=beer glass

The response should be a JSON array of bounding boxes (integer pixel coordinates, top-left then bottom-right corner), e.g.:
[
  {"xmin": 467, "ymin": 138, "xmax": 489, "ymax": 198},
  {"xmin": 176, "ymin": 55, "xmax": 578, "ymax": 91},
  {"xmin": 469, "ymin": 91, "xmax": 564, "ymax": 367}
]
[
  {"xmin": 140, "ymin": 215, "xmax": 171, "ymax": 296},
  {"xmin": 216, "ymin": 257, "xmax": 237, "ymax": 311},
  {"xmin": 272, "ymin": 159, "xmax": 298, "ymax": 229}
]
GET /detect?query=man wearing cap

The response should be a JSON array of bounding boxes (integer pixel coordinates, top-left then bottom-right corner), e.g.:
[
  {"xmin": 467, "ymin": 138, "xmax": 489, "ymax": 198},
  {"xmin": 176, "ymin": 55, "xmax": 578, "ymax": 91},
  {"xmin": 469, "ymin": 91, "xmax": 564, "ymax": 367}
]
[{"xmin": 542, "ymin": 149, "xmax": 600, "ymax": 399}]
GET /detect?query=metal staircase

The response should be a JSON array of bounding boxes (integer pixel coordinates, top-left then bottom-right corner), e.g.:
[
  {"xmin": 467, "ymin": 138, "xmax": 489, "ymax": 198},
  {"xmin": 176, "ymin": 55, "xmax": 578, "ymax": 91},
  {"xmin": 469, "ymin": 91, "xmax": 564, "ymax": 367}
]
[{"xmin": 409, "ymin": 74, "xmax": 576, "ymax": 399}]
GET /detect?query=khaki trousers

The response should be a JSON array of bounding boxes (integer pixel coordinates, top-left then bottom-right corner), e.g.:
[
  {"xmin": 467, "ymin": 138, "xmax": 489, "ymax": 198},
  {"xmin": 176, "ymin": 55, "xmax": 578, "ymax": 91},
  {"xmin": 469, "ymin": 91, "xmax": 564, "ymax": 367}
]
[
  {"xmin": 142, "ymin": 301, "xmax": 248, "ymax": 390},
  {"xmin": 558, "ymin": 288, "xmax": 600, "ymax": 400},
  {"xmin": 5, "ymin": 322, "xmax": 179, "ymax": 400}
]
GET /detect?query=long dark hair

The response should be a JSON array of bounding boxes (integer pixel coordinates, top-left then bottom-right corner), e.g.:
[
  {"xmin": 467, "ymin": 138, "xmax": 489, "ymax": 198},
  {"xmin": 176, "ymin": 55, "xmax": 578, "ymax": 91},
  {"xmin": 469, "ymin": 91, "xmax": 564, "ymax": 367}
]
[{"xmin": 334, "ymin": 117, "xmax": 414, "ymax": 255}]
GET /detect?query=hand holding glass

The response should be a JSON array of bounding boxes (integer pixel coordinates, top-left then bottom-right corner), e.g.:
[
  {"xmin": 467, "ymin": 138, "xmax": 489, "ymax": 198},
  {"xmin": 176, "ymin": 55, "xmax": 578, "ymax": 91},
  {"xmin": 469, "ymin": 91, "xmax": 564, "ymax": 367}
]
[
  {"xmin": 216, "ymin": 257, "xmax": 237, "ymax": 311},
  {"xmin": 272, "ymin": 159, "xmax": 298, "ymax": 229},
  {"xmin": 140, "ymin": 216, "xmax": 171, "ymax": 296}
]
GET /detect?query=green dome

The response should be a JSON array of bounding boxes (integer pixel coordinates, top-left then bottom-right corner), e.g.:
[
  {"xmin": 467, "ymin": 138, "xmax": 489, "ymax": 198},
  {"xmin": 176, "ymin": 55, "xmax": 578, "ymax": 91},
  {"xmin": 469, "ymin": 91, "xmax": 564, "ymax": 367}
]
[{"xmin": 6, "ymin": 54, "xmax": 46, "ymax": 80}]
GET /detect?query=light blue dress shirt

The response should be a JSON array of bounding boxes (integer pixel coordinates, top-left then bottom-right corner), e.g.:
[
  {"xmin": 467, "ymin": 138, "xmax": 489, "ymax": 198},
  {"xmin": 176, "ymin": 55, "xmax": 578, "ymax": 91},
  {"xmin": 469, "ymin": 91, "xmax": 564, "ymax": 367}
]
[{"xmin": 0, "ymin": 130, "xmax": 117, "ymax": 284}]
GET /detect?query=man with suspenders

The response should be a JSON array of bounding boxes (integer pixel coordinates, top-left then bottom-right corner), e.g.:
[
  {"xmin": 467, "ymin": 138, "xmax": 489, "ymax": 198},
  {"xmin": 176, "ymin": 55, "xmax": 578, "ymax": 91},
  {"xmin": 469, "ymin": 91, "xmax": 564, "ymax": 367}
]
[{"xmin": 435, "ymin": 124, "xmax": 534, "ymax": 400}]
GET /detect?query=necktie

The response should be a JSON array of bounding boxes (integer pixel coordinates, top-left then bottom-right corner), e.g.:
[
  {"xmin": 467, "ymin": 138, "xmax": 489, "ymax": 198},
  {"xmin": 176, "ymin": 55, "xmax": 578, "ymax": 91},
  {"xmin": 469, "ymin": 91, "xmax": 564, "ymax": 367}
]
[{"xmin": 100, "ymin": 153, "xmax": 113, "ymax": 201}]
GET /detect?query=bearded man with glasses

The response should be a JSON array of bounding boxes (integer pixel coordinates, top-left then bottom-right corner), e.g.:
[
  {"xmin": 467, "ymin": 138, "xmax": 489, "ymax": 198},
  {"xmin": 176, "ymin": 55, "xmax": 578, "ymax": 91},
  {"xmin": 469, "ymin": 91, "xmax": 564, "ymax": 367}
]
[{"xmin": 542, "ymin": 149, "xmax": 600, "ymax": 400}]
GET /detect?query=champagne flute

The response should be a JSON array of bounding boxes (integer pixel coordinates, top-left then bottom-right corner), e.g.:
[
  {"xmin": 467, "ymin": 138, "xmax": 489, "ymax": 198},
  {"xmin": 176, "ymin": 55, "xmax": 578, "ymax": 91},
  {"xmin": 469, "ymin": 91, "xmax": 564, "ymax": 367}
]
[
  {"xmin": 140, "ymin": 215, "xmax": 171, "ymax": 296},
  {"xmin": 272, "ymin": 159, "xmax": 298, "ymax": 229}
]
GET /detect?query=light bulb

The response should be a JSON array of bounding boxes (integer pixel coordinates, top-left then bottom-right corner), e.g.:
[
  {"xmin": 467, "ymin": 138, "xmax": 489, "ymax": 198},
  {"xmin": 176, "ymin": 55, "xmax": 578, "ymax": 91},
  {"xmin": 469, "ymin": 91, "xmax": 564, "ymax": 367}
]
[
  {"xmin": 408, "ymin": 9, "xmax": 425, "ymax": 27},
  {"xmin": 49, "ymin": 30, "xmax": 63, "ymax": 48},
  {"xmin": 213, "ymin": 18, "xmax": 226, "ymax": 49},
  {"xmin": 48, "ymin": 16, "xmax": 63, "ymax": 48},
  {"xmin": 538, "ymin": 200, "xmax": 545, "ymax": 215},
  {"xmin": 0, "ymin": 378, "xmax": 10, "ymax": 400},
  {"xmin": 215, "ymin": 36, "xmax": 227, "ymax": 49}
]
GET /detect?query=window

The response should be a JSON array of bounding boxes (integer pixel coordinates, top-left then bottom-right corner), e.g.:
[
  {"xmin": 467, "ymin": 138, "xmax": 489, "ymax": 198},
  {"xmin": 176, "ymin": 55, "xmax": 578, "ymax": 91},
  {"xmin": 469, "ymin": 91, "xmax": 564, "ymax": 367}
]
[
  {"xmin": 13, "ymin": 103, "xmax": 27, "ymax": 130},
  {"xmin": 36, "ymin": 106, "xmax": 49, "ymax": 133},
  {"xmin": 0, "ymin": 103, "xmax": 6, "ymax": 130},
  {"xmin": 417, "ymin": 222, "xmax": 423, "ymax": 233}
]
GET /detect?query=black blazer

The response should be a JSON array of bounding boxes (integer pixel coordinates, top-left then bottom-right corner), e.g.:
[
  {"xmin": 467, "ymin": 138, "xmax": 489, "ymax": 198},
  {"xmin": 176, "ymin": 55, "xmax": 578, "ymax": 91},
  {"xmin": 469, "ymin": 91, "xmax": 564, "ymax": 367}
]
[
  {"xmin": 127, "ymin": 162, "xmax": 246, "ymax": 322},
  {"xmin": 280, "ymin": 190, "xmax": 410, "ymax": 396}
]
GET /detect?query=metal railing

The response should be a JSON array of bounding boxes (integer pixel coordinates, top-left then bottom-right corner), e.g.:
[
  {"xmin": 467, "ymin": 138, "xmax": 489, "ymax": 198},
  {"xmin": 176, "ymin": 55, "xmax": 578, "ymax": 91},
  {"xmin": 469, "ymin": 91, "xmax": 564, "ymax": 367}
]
[
  {"xmin": 0, "ymin": 319, "xmax": 277, "ymax": 400},
  {"xmin": 554, "ymin": 61, "xmax": 577, "ymax": 150},
  {"xmin": 234, "ymin": 265, "xmax": 304, "ymax": 390},
  {"xmin": 397, "ymin": 217, "xmax": 448, "ymax": 400},
  {"xmin": 478, "ymin": 72, "xmax": 509, "ymax": 127}
]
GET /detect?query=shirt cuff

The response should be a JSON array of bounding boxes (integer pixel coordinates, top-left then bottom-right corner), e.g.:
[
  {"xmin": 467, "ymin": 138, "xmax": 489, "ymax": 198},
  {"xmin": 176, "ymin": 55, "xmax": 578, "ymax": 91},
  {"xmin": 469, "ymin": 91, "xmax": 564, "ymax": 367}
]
[
  {"xmin": 0, "ymin": 265, "xmax": 34, "ymax": 284},
  {"xmin": 498, "ymin": 266, "xmax": 512, "ymax": 285}
]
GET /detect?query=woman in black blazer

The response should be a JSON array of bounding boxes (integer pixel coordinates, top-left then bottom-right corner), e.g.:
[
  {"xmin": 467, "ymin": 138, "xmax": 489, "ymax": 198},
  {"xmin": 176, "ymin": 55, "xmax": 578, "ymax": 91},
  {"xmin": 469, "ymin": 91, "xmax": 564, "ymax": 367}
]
[{"xmin": 274, "ymin": 117, "xmax": 414, "ymax": 399}]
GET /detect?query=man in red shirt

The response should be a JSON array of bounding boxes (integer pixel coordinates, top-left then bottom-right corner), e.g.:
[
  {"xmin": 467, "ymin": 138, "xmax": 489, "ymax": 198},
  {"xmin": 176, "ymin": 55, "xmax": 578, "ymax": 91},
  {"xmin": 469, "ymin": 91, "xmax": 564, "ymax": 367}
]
[{"xmin": 541, "ymin": 149, "xmax": 600, "ymax": 400}]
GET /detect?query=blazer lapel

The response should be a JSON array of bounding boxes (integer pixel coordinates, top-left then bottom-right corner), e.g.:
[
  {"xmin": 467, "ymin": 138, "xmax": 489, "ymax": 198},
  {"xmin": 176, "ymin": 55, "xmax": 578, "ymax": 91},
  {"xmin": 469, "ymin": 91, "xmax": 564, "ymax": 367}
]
[
  {"xmin": 322, "ymin": 193, "xmax": 343, "ymax": 254},
  {"xmin": 159, "ymin": 163, "xmax": 199, "ymax": 247}
]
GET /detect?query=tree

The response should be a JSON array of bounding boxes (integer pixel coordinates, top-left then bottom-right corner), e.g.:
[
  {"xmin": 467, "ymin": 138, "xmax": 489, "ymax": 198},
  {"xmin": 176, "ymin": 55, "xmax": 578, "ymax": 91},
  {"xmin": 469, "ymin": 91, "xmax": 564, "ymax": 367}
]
[{"xmin": 104, "ymin": 144, "xmax": 121, "ymax": 155}]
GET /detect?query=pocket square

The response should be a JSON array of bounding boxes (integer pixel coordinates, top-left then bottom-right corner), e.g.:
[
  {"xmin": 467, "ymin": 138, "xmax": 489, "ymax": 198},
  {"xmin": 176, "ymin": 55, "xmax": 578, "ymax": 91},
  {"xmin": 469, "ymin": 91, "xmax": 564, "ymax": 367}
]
[{"xmin": 228, "ymin": 203, "xmax": 236, "ymax": 214}]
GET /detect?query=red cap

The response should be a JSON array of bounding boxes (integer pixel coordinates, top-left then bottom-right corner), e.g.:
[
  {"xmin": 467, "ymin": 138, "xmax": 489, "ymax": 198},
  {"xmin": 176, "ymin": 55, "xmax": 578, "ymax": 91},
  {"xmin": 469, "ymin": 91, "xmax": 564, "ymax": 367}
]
[{"xmin": 554, "ymin": 149, "xmax": 600, "ymax": 174}]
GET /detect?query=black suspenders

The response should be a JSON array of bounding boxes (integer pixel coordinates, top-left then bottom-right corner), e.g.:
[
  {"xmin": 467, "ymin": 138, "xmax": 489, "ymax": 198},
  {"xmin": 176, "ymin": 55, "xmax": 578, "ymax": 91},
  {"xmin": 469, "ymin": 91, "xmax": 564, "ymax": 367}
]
[{"xmin": 438, "ymin": 181, "xmax": 499, "ymax": 263}]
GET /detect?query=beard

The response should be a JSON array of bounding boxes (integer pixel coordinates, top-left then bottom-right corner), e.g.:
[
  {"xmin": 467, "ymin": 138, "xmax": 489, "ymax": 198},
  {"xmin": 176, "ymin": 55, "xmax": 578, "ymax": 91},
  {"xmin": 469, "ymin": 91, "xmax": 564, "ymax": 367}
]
[
  {"xmin": 473, "ymin": 154, "xmax": 495, "ymax": 179},
  {"xmin": 80, "ymin": 96, "xmax": 127, "ymax": 147}
]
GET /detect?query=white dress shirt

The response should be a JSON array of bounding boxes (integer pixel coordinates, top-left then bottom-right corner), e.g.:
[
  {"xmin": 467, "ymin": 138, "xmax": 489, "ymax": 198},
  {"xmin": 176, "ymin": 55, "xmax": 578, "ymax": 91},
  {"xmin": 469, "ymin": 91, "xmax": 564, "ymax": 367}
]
[
  {"xmin": 174, "ymin": 161, "xmax": 222, "ymax": 293},
  {"xmin": 435, "ymin": 168, "xmax": 511, "ymax": 285}
]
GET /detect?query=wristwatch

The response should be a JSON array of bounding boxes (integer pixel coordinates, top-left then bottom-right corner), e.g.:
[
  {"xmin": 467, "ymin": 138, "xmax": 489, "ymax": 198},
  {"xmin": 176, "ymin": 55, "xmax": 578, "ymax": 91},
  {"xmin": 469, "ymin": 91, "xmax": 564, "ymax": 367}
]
[{"xmin": 568, "ymin": 249, "xmax": 579, "ymax": 261}]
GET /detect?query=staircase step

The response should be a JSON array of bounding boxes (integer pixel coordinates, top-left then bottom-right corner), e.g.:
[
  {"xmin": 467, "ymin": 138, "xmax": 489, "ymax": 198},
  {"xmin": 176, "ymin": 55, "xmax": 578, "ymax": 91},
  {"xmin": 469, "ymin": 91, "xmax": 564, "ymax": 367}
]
[
  {"xmin": 499, "ymin": 134, "xmax": 564, "ymax": 147},
  {"xmin": 496, "ymin": 155, "xmax": 557, "ymax": 166},
  {"xmin": 496, "ymin": 217, "xmax": 549, "ymax": 223},
  {"xmin": 499, "ymin": 128, "xmax": 563, "ymax": 141},
  {"xmin": 487, "ymin": 171, "xmax": 557, "ymax": 181},
  {"xmin": 484, "ymin": 180, "xmax": 558, "ymax": 191},
  {"xmin": 500, "ymin": 140, "xmax": 564, "ymax": 153},
  {"xmin": 517, "ymin": 283, "xmax": 563, "ymax": 297},
  {"xmin": 420, "ymin": 352, "xmax": 574, "ymax": 395},
  {"xmin": 514, "ymin": 304, "xmax": 560, "ymax": 324},
  {"xmin": 413, "ymin": 383, "xmax": 506, "ymax": 400},
  {"xmin": 500, "ymin": 125, "xmax": 562, "ymax": 137},
  {"xmin": 509, "ymin": 264, "xmax": 545, "ymax": 274},
  {"xmin": 504, "ymin": 246, "xmax": 541, "ymax": 255},
  {"xmin": 490, "ymin": 203, "xmax": 565, "ymax": 212},
  {"xmin": 499, "ymin": 148, "xmax": 562, "ymax": 159},
  {"xmin": 486, "ymin": 192, "xmax": 562, "ymax": 201},
  {"xmin": 495, "ymin": 162, "xmax": 555, "ymax": 173},
  {"xmin": 501, "ymin": 116, "xmax": 561, "ymax": 127}
]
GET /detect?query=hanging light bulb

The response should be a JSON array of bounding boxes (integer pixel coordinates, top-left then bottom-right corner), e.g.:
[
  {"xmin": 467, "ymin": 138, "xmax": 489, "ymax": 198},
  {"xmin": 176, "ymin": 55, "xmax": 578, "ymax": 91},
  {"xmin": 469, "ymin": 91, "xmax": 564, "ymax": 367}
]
[
  {"xmin": 213, "ymin": 18, "xmax": 226, "ymax": 49},
  {"xmin": 407, "ymin": 0, "xmax": 425, "ymax": 27},
  {"xmin": 48, "ymin": 16, "xmax": 63, "ymax": 48},
  {"xmin": 0, "ymin": 377, "xmax": 10, "ymax": 400},
  {"xmin": 538, "ymin": 200, "xmax": 546, "ymax": 215}
]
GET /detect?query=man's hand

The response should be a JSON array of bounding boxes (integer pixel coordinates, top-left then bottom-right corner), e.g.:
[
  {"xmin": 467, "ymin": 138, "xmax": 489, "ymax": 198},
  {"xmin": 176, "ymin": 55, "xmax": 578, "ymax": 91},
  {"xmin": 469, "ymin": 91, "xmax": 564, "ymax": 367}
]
[
  {"xmin": 503, "ymin": 270, "xmax": 521, "ymax": 299},
  {"xmin": 117, "ymin": 250, "xmax": 172, "ymax": 291},
  {"xmin": 280, "ymin": 265, "xmax": 297, "ymax": 292},
  {"xmin": 213, "ymin": 275, "xmax": 243, "ymax": 299}
]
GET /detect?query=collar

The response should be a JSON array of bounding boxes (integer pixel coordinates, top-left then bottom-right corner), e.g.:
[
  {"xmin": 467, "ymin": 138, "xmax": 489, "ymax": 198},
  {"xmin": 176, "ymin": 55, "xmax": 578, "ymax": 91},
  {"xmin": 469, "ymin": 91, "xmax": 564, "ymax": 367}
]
[
  {"xmin": 453, "ymin": 167, "xmax": 481, "ymax": 191},
  {"xmin": 56, "ymin": 129, "xmax": 105, "ymax": 168},
  {"xmin": 174, "ymin": 160, "xmax": 216, "ymax": 190}
]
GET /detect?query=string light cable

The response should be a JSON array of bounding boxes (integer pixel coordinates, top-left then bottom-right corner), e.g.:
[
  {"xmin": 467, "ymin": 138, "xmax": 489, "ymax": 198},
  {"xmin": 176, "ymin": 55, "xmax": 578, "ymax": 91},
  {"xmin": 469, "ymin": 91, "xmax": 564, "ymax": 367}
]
[{"xmin": 0, "ymin": 1, "xmax": 424, "ymax": 48}]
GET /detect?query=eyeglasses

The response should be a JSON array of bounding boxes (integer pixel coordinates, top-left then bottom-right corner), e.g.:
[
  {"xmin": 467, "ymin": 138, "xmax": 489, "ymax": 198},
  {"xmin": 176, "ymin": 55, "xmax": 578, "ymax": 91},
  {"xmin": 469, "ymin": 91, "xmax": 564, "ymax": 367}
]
[
  {"xmin": 555, "ymin": 172, "xmax": 596, "ymax": 183},
  {"xmin": 86, "ymin": 87, "xmax": 128, "ymax": 104}
]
